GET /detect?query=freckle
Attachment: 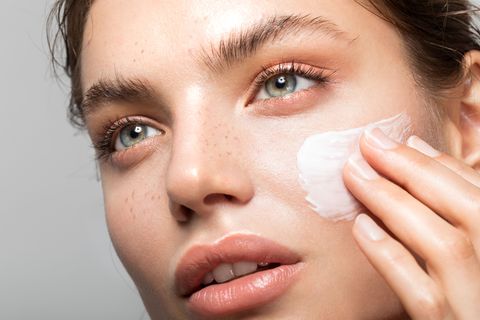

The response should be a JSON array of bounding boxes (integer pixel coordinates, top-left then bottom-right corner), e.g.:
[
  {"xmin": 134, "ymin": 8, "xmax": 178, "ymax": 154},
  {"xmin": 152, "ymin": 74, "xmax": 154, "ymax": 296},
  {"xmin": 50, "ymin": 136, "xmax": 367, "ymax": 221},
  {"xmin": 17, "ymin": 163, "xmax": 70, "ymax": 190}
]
[
  {"xmin": 151, "ymin": 195, "xmax": 155, "ymax": 201},
  {"xmin": 227, "ymin": 152, "xmax": 232, "ymax": 156},
  {"xmin": 125, "ymin": 198, "xmax": 129, "ymax": 204},
  {"xmin": 157, "ymin": 195, "xmax": 161, "ymax": 200},
  {"xmin": 224, "ymin": 135, "xmax": 228, "ymax": 139},
  {"xmin": 130, "ymin": 207, "xmax": 133, "ymax": 214},
  {"xmin": 141, "ymin": 49, "xmax": 145, "ymax": 54},
  {"xmin": 132, "ymin": 191, "xmax": 136, "ymax": 200}
]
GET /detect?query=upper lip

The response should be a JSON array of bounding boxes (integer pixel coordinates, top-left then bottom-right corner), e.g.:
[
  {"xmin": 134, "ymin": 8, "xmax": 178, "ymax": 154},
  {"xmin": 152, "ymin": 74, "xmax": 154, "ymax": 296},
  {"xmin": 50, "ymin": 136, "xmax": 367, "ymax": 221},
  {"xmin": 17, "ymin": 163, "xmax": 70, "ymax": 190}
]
[{"xmin": 175, "ymin": 233, "xmax": 301, "ymax": 297}]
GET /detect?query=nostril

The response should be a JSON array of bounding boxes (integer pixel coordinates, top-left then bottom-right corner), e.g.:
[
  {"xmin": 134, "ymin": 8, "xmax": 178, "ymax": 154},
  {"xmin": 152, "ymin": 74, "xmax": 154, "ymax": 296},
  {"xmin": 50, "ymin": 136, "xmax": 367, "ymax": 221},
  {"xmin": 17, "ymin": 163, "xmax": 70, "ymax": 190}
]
[
  {"xmin": 204, "ymin": 193, "xmax": 235, "ymax": 205},
  {"xmin": 181, "ymin": 206, "xmax": 194, "ymax": 221},
  {"xmin": 170, "ymin": 201, "xmax": 194, "ymax": 222}
]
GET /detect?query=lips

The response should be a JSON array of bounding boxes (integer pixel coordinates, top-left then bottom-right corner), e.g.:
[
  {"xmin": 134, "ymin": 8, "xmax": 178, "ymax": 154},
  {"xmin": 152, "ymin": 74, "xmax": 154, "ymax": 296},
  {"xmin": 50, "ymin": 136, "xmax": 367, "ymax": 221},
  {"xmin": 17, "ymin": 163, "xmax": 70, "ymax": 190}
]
[{"xmin": 175, "ymin": 234, "xmax": 303, "ymax": 317}]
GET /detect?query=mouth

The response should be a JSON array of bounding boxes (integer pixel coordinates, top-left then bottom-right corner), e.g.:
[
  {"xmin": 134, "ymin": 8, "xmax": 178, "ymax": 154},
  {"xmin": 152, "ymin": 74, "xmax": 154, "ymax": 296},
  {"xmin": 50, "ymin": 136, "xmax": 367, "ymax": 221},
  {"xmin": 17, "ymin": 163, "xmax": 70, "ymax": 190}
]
[
  {"xmin": 175, "ymin": 234, "xmax": 303, "ymax": 317},
  {"xmin": 199, "ymin": 261, "xmax": 282, "ymax": 287}
]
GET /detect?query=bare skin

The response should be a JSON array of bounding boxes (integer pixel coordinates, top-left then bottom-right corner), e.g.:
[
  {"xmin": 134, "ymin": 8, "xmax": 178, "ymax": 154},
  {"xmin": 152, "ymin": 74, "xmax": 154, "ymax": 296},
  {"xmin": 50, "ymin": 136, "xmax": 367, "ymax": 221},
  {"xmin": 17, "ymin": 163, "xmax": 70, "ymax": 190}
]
[{"xmin": 79, "ymin": 0, "xmax": 480, "ymax": 318}]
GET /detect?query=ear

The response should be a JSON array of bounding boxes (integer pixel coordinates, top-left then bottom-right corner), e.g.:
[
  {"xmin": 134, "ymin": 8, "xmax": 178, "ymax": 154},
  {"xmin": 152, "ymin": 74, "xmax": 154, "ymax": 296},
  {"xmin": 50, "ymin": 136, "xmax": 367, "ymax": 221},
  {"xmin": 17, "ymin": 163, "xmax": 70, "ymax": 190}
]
[{"xmin": 460, "ymin": 51, "xmax": 480, "ymax": 171}]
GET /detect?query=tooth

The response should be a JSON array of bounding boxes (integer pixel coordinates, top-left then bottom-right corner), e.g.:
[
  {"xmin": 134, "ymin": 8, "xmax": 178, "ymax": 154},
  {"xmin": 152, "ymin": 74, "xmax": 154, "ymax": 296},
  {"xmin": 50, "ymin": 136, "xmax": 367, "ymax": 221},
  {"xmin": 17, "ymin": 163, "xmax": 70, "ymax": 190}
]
[
  {"xmin": 212, "ymin": 263, "xmax": 235, "ymax": 283},
  {"xmin": 258, "ymin": 262, "xmax": 269, "ymax": 267},
  {"xmin": 233, "ymin": 261, "xmax": 258, "ymax": 277},
  {"xmin": 202, "ymin": 272, "xmax": 214, "ymax": 285}
]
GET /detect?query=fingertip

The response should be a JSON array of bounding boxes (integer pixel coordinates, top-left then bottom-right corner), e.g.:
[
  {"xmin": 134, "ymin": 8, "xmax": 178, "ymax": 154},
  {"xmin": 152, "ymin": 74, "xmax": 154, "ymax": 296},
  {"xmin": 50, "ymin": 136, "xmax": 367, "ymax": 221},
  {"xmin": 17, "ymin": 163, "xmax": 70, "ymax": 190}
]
[
  {"xmin": 354, "ymin": 213, "xmax": 387, "ymax": 242},
  {"xmin": 406, "ymin": 135, "xmax": 441, "ymax": 158}
]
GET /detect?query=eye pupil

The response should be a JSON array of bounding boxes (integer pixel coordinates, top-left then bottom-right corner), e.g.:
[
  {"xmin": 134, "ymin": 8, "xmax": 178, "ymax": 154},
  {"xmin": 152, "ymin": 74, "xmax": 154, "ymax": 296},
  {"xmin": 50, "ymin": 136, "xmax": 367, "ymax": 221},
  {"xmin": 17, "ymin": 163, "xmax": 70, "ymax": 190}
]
[
  {"xmin": 132, "ymin": 126, "xmax": 143, "ymax": 137},
  {"xmin": 265, "ymin": 73, "xmax": 297, "ymax": 97},
  {"xmin": 275, "ymin": 76, "xmax": 287, "ymax": 89}
]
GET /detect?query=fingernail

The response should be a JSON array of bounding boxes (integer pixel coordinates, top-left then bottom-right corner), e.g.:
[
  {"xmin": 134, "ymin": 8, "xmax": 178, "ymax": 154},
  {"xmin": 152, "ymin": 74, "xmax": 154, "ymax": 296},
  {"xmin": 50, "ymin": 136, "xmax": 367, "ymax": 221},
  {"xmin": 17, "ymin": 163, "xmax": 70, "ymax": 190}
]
[
  {"xmin": 347, "ymin": 154, "xmax": 379, "ymax": 180},
  {"xmin": 355, "ymin": 214, "xmax": 386, "ymax": 241},
  {"xmin": 364, "ymin": 127, "xmax": 399, "ymax": 150},
  {"xmin": 406, "ymin": 135, "xmax": 441, "ymax": 158}
]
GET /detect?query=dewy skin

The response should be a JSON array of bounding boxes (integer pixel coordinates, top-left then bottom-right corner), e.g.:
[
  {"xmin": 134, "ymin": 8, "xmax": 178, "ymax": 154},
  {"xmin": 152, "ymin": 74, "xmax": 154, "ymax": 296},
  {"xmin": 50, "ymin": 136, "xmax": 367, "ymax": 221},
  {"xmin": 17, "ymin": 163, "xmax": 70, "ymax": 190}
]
[{"xmin": 297, "ymin": 113, "xmax": 412, "ymax": 222}]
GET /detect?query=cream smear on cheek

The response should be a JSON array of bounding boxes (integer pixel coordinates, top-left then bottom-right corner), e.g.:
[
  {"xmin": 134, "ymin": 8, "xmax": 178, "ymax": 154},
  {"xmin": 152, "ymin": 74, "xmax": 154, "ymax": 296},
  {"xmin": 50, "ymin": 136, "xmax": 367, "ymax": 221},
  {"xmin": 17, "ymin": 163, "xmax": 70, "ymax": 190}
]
[{"xmin": 296, "ymin": 113, "xmax": 413, "ymax": 222}]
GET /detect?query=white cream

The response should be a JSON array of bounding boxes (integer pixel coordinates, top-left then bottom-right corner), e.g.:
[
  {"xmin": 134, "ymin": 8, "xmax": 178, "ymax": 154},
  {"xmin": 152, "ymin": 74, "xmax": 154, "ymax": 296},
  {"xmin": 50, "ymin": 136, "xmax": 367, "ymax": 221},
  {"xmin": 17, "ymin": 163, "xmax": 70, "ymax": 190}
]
[{"xmin": 296, "ymin": 113, "xmax": 412, "ymax": 222}]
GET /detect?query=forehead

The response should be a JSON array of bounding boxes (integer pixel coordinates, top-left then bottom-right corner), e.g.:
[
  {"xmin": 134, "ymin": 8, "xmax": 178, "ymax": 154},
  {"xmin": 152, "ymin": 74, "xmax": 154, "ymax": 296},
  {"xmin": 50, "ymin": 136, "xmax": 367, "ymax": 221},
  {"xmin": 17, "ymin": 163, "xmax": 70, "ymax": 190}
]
[{"xmin": 80, "ymin": 0, "xmax": 394, "ymax": 89}]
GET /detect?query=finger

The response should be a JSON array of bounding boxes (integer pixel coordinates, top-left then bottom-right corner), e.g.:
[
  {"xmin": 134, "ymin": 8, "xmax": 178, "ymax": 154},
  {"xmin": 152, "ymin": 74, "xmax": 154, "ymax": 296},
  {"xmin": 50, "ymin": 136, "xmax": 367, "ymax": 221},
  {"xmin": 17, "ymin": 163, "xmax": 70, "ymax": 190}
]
[
  {"xmin": 406, "ymin": 136, "xmax": 480, "ymax": 300},
  {"xmin": 352, "ymin": 214, "xmax": 454, "ymax": 320},
  {"xmin": 343, "ymin": 155, "xmax": 480, "ymax": 319},
  {"xmin": 361, "ymin": 129, "xmax": 480, "ymax": 241},
  {"xmin": 406, "ymin": 135, "xmax": 480, "ymax": 189}
]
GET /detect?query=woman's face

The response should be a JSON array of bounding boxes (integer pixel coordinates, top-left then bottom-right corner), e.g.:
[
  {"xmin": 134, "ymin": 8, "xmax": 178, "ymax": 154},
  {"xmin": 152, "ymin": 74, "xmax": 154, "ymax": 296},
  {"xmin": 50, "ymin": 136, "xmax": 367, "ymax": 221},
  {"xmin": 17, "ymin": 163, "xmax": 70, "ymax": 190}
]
[{"xmin": 81, "ymin": 0, "xmax": 449, "ymax": 318}]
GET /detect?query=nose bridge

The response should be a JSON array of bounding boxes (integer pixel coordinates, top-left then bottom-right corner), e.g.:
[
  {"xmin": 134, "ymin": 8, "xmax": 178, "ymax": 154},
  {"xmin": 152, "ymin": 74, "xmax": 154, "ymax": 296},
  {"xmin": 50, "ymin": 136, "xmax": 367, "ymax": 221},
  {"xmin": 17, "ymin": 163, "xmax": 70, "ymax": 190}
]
[
  {"xmin": 165, "ymin": 89, "xmax": 253, "ymax": 217},
  {"xmin": 171, "ymin": 105, "xmax": 230, "ymax": 177},
  {"xmin": 173, "ymin": 87, "xmax": 232, "ymax": 166}
]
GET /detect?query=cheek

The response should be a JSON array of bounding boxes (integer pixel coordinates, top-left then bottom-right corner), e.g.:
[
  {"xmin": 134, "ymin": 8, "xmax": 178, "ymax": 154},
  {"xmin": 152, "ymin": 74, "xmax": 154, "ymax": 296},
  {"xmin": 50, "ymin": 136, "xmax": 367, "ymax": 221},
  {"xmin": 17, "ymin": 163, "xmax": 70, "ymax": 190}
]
[
  {"xmin": 100, "ymin": 172, "xmax": 177, "ymax": 287},
  {"xmin": 241, "ymin": 120, "xmax": 313, "ymax": 218}
]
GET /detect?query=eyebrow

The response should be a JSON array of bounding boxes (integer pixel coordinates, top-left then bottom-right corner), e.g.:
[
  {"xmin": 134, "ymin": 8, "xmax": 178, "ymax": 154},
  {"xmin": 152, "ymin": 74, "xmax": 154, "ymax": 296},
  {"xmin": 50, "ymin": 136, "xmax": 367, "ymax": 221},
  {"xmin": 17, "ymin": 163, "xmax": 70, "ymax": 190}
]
[
  {"xmin": 82, "ymin": 14, "xmax": 349, "ymax": 117},
  {"xmin": 81, "ymin": 76, "xmax": 171, "ymax": 120},
  {"xmin": 199, "ymin": 14, "xmax": 350, "ymax": 72}
]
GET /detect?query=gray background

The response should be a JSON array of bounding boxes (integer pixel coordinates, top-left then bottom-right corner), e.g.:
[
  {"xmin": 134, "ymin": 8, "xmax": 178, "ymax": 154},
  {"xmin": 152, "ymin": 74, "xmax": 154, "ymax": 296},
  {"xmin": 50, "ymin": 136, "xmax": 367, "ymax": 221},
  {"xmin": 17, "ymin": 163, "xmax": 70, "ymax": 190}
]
[
  {"xmin": 0, "ymin": 1, "xmax": 146, "ymax": 319},
  {"xmin": 1, "ymin": 1, "xmax": 480, "ymax": 320}
]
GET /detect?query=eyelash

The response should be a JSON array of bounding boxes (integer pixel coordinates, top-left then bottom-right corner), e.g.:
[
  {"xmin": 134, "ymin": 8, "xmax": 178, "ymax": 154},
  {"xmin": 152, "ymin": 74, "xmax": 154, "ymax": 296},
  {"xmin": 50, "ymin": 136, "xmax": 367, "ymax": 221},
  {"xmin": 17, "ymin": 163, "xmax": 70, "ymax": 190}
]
[
  {"xmin": 94, "ymin": 62, "xmax": 334, "ymax": 162},
  {"xmin": 94, "ymin": 116, "xmax": 141, "ymax": 161}
]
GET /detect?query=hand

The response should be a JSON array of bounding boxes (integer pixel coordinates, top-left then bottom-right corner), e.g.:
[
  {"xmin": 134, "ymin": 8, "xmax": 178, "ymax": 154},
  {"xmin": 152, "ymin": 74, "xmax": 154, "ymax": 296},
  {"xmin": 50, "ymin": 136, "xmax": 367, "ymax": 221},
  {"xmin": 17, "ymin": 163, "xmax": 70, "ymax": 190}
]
[{"xmin": 343, "ymin": 128, "xmax": 480, "ymax": 320}]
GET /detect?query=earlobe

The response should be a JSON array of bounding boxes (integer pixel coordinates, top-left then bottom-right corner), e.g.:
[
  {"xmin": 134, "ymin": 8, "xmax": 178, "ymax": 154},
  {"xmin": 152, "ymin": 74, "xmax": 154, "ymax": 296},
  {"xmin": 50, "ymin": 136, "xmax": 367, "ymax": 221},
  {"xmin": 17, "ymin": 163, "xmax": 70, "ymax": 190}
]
[{"xmin": 460, "ymin": 51, "xmax": 480, "ymax": 171}]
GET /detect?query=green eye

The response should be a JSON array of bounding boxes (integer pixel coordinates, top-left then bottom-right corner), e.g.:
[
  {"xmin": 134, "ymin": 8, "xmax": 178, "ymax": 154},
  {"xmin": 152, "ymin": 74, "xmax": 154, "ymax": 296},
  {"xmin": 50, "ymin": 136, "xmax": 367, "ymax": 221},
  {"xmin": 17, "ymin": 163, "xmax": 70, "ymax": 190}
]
[
  {"xmin": 265, "ymin": 74, "xmax": 297, "ymax": 98},
  {"xmin": 256, "ymin": 72, "xmax": 317, "ymax": 101},
  {"xmin": 115, "ymin": 124, "xmax": 161, "ymax": 150}
]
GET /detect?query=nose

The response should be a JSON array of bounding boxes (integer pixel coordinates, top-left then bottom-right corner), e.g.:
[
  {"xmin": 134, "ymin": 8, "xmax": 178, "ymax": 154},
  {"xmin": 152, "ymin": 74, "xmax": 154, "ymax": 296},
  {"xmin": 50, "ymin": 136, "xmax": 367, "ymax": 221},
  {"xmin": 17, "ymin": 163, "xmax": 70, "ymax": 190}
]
[{"xmin": 165, "ymin": 109, "xmax": 254, "ymax": 221}]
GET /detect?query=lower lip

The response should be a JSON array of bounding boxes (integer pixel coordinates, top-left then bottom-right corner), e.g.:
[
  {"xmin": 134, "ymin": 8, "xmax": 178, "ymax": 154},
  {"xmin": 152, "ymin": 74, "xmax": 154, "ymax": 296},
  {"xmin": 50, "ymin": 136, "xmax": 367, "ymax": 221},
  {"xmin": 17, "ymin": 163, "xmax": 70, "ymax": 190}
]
[{"xmin": 187, "ymin": 263, "xmax": 304, "ymax": 317}]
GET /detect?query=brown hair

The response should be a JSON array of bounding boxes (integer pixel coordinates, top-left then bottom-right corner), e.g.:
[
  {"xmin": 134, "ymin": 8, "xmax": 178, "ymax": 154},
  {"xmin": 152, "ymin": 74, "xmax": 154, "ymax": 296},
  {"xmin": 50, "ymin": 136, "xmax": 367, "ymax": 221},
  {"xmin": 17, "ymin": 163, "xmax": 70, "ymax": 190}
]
[{"xmin": 48, "ymin": 0, "xmax": 480, "ymax": 128}]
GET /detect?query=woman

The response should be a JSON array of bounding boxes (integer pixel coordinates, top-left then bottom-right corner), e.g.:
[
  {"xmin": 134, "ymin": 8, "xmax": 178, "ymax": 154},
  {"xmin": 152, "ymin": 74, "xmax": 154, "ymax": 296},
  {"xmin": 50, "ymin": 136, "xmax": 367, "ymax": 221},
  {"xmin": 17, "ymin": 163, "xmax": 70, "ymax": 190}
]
[{"xmin": 49, "ymin": 0, "xmax": 480, "ymax": 319}]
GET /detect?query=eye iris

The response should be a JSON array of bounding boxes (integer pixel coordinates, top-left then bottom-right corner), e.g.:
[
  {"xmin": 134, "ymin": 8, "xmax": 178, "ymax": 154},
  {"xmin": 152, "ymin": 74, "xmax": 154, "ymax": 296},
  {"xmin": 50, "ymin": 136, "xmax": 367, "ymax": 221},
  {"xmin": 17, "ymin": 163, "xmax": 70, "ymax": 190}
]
[
  {"xmin": 265, "ymin": 73, "xmax": 297, "ymax": 97},
  {"xmin": 120, "ymin": 124, "xmax": 147, "ymax": 147}
]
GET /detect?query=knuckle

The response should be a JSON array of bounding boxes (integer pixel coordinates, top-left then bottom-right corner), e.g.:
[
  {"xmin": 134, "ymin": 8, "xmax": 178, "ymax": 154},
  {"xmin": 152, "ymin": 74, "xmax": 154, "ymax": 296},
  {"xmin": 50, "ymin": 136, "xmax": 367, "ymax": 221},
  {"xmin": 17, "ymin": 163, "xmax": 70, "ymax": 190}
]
[
  {"xmin": 383, "ymin": 243, "xmax": 411, "ymax": 265},
  {"xmin": 411, "ymin": 153, "xmax": 434, "ymax": 172},
  {"xmin": 398, "ymin": 155, "xmax": 433, "ymax": 189},
  {"xmin": 436, "ymin": 232, "xmax": 475, "ymax": 261}
]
